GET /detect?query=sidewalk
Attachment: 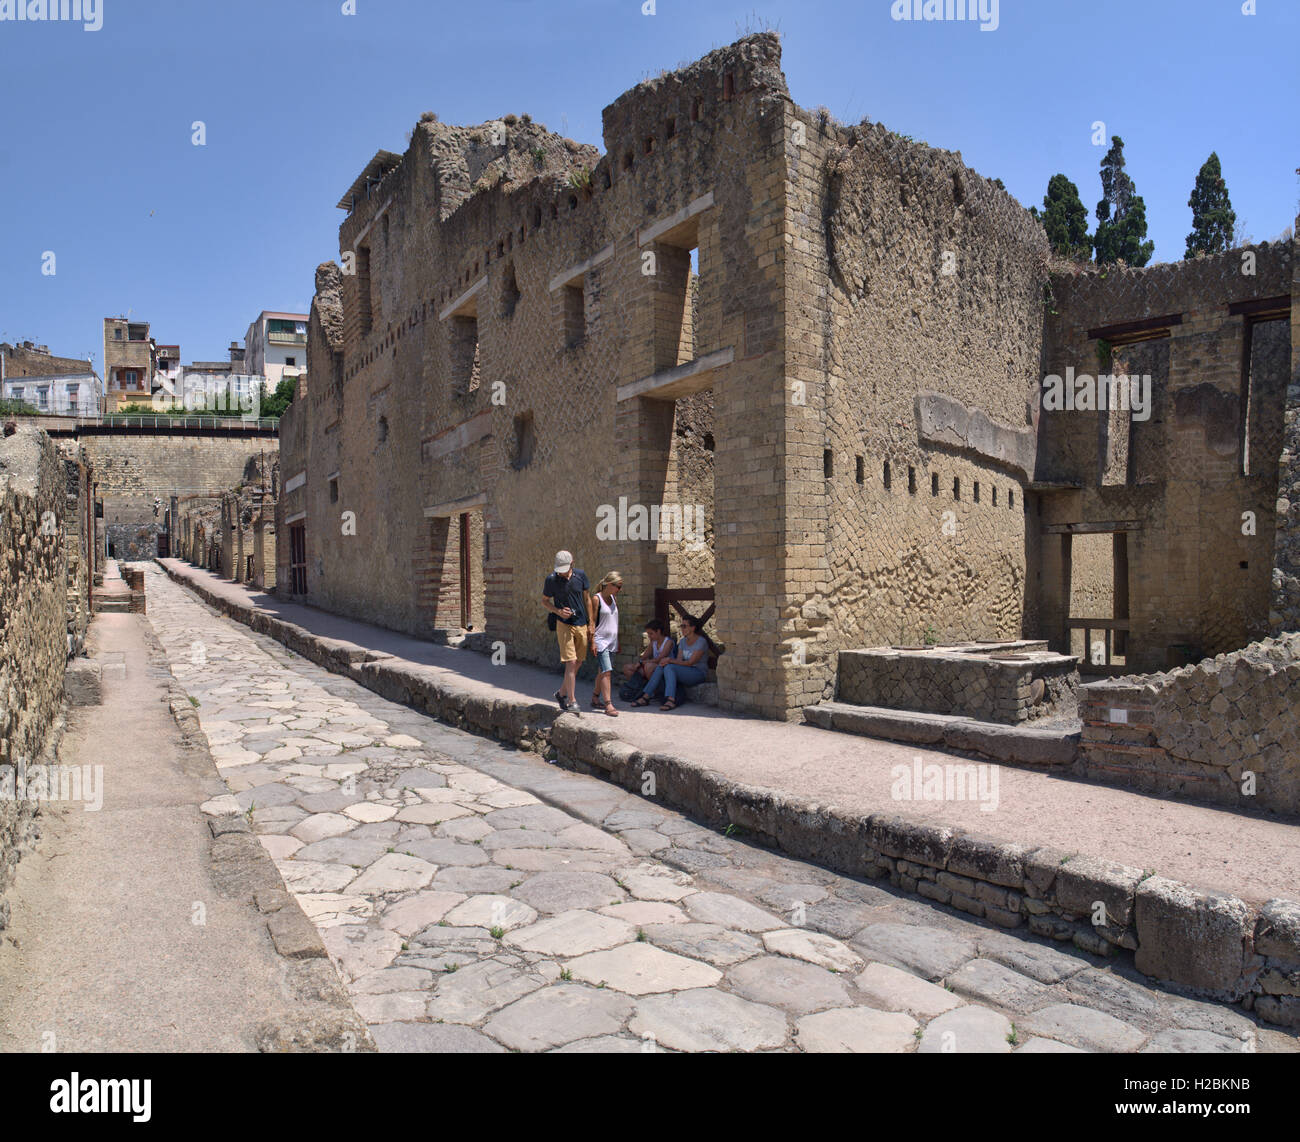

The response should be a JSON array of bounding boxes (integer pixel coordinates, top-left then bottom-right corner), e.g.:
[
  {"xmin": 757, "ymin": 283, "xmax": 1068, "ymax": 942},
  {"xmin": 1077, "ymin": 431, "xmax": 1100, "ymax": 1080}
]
[
  {"xmin": 0, "ymin": 608, "xmax": 370, "ymax": 1051},
  {"xmin": 157, "ymin": 560, "xmax": 1300, "ymax": 908}
]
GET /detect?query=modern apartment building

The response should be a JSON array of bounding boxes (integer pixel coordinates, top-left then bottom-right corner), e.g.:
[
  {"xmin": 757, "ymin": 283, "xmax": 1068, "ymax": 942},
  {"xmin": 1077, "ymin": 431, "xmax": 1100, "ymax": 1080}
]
[{"xmin": 244, "ymin": 311, "xmax": 308, "ymax": 389}]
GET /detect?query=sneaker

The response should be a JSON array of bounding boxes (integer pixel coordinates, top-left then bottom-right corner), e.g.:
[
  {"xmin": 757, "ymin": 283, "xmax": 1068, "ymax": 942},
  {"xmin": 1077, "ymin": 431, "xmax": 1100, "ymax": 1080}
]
[{"xmin": 554, "ymin": 690, "xmax": 581, "ymax": 716}]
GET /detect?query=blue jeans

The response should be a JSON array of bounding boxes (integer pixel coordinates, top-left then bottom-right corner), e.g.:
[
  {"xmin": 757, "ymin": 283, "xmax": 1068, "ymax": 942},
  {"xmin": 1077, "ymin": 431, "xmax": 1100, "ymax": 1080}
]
[{"xmin": 644, "ymin": 663, "xmax": 707, "ymax": 701}]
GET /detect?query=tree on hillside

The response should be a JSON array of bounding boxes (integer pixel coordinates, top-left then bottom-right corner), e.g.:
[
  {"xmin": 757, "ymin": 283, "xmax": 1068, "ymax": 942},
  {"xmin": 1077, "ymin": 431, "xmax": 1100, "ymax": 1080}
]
[
  {"xmin": 1093, "ymin": 136, "xmax": 1155, "ymax": 266},
  {"xmin": 1185, "ymin": 152, "xmax": 1237, "ymax": 257},
  {"xmin": 1038, "ymin": 174, "xmax": 1092, "ymax": 260}
]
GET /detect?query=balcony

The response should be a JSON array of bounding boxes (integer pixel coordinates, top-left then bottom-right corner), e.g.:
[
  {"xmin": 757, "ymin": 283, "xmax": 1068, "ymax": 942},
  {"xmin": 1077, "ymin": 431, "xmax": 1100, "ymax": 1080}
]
[{"xmin": 267, "ymin": 331, "xmax": 307, "ymax": 346}]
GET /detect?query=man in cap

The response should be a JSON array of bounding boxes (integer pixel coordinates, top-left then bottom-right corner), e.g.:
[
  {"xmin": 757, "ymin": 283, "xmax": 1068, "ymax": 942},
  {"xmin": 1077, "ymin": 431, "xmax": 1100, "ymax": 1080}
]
[{"xmin": 542, "ymin": 549, "xmax": 591, "ymax": 714}]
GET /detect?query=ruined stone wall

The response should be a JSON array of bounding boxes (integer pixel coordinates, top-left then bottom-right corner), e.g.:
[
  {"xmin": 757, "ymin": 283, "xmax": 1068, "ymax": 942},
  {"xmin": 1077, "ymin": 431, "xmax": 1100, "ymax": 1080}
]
[
  {"xmin": 70, "ymin": 431, "xmax": 274, "ymax": 525},
  {"xmin": 253, "ymin": 510, "xmax": 277, "ymax": 591},
  {"xmin": 1079, "ymin": 632, "xmax": 1300, "ymax": 815},
  {"xmin": 58, "ymin": 443, "xmax": 94, "ymax": 656},
  {"xmin": 1271, "ymin": 225, "xmax": 1300, "ymax": 633},
  {"xmin": 1041, "ymin": 244, "xmax": 1294, "ymax": 670},
  {"xmin": 107, "ymin": 522, "xmax": 164, "ymax": 561},
  {"xmin": 280, "ymin": 31, "xmax": 1291, "ymax": 720},
  {"xmin": 0, "ymin": 428, "xmax": 74, "ymax": 926},
  {"xmin": 784, "ymin": 113, "xmax": 1048, "ymax": 709},
  {"xmin": 276, "ymin": 389, "xmax": 307, "ymax": 596},
  {"xmin": 289, "ymin": 36, "xmax": 791, "ymax": 711}
]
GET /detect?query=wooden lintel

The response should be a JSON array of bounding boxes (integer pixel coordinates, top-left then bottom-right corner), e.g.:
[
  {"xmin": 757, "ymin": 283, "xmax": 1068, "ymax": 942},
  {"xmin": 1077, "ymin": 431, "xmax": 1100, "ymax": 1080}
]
[
  {"xmin": 1228, "ymin": 295, "xmax": 1290, "ymax": 321},
  {"xmin": 1087, "ymin": 313, "xmax": 1183, "ymax": 343},
  {"xmin": 1043, "ymin": 521, "xmax": 1142, "ymax": 534}
]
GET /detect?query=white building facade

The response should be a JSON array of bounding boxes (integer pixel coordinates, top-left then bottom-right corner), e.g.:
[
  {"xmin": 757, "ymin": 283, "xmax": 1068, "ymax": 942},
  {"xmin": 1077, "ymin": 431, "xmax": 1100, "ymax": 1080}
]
[
  {"xmin": 168, "ymin": 368, "xmax": 263, "ymax": 415},
  {"xmin": 3, "ymin": 371, "xmax": 102, "ymax": 416},
  {"xmin": 243, "ymin": 311, "xmax": 308, "ymax": 390}
]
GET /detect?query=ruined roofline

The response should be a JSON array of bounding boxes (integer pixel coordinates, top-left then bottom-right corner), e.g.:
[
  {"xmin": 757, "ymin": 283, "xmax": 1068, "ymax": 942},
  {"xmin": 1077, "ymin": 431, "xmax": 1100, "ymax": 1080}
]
[
  {"xmin": 1048, "ymin": 236, "xmax": 1293, "ymax": 281},
  {"xmin": 334, "ymin": 33, "xmax": 789, "ymax": 236},
  {"xmin": 602, "ymin": 31, "xmax": 788, "ymax": 141}
]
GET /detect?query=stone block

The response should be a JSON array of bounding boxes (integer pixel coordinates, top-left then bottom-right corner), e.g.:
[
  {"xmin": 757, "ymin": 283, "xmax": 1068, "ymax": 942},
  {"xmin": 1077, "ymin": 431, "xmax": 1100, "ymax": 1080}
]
[
  {"xmin": 1133, "ymin": 876, "xmax": 1251, "ymax": 996},
  {"xmin": 267, "ymin": 907, "xmax": 327, "ymax": 959},
  {"xmin": 865, "ymin": 814, "xmax": 954, "ymax": 869},
  {"xmin": 1053, "ymin": 855, "xmax": 1143, "ymax": 927},
  {"xmin": 1255, "ymin": 898, "xmax": 1300, "ymax": 961},
  {"xmin": 948, "ymin": 833, "xmax": 1028, "ymax": 889},
  {"xmin": 1022, "ymin": 846, "xmax": 1070, "ymax": 896}
]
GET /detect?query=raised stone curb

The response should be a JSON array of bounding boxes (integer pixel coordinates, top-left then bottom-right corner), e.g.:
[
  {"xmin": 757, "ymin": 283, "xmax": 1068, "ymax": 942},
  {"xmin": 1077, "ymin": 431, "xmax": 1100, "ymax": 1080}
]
[
  {"xmin": 157, "ymin": 558, "xmax": 1300, "ymax": 1026},
  {"xmin": 803, "ymin": 701, "xmax": 1079, "ymax": 767}
]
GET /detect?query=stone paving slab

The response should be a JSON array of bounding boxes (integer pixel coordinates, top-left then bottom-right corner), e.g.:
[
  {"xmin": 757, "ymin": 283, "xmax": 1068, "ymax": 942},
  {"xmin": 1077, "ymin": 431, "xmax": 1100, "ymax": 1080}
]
[{"xmin": 141, "ymin": 565, "xmax": 1300, "ymax": 1054}]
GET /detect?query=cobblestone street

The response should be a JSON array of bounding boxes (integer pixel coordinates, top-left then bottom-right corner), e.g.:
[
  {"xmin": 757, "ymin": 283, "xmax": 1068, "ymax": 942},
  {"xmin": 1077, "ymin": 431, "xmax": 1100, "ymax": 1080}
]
[{"xmin": 144, "ymin": 566, "xmax": 1299, "ymax": 1053}]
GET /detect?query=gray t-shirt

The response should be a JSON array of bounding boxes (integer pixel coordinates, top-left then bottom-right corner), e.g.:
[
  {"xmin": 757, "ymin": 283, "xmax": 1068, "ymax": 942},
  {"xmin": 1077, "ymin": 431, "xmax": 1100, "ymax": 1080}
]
[{"xmin": 677, "ymin": 635, "xmax": 708, "ymax": 665}]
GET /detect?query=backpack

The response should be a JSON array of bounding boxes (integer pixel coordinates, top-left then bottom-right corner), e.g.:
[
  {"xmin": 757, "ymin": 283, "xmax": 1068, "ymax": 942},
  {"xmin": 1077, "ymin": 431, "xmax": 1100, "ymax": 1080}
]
[{"xmin": 619, "ymin": 672, "xmax": 646, "ymax": 702}]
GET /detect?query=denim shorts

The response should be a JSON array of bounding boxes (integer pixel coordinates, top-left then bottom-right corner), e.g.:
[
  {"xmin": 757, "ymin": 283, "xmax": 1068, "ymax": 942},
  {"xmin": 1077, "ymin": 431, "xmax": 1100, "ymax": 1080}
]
[{"xmin": 595, "ymin": 648, "xmax": 613, "ymax": 673}]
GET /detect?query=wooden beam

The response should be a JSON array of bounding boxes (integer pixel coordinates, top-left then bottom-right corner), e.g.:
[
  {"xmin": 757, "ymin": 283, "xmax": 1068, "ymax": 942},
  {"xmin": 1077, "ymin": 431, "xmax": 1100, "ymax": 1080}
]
[
  {"xmin": 1228, "ymin": 295, "xmax": 1290, "ymax": 321},
  {"xmin": 1087, "ymin": 312, "xmax": 1183, "ymax": 343},
  {"xmin": 1043, "ymin": 521, "xmax": 1142, "ymax": 534}
]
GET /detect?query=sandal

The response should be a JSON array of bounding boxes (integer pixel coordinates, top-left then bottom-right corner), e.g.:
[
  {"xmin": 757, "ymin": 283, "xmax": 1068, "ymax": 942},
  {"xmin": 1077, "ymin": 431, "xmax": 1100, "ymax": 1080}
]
[
  {"xmin": 660, "ymin": 698, "xmax": 677, "ymax": 711},
  {"xmin": 633, "ymin": 695, "xmax": 651, "ymax": 707},
  {"xmin": 603, "ymin": 704, "xmax": 620, "ymax": 718}
]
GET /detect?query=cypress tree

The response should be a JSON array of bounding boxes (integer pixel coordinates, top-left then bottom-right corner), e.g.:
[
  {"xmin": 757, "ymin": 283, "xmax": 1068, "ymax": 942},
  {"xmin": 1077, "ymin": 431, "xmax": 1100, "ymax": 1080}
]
[
  {"xmin": 1185, "ymin": 152, "xmax": 1237, "ymax": 257},
  {"xmin": 1040, "ymin": 174, "xmax": 1091, "ymax": 260},
  {"xmin": 1093, "ymin": 136, "xmax": 1155, "ymax": 266}
]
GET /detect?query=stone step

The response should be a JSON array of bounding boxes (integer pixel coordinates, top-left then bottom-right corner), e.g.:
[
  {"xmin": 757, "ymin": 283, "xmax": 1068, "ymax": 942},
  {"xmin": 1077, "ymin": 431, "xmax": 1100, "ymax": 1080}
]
[
  {"xmin": 804, "ymin": 701, "xmax": 1079, "ymax": 767},
  {"xmin": 686, "ymin": 681, "xmax": 719, "ymax": 707}
]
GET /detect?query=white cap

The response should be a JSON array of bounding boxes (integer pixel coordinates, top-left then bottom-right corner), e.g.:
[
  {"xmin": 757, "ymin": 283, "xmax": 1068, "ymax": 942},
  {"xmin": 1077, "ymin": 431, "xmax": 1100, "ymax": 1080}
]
[{"xmin": 554, "ymin": 550, "xmax": 573, "ymax": 573}]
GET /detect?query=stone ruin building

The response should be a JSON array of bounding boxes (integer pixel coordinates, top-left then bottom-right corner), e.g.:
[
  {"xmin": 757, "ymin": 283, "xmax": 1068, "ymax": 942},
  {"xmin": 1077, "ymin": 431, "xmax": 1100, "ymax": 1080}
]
[
  {"xmin": 275, "ymin": 33, "xmax": 1298, "ymax": 725},
  {"xmin": 175, "ymin": 452, "xmax": 278, "ymax": 590}
]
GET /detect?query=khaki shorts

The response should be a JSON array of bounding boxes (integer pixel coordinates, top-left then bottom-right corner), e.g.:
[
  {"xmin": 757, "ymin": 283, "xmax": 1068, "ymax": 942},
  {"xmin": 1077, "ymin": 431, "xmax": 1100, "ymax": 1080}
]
[{"xmin": 556, "ymin": 622, "xmax": 590, "ymax": 663}]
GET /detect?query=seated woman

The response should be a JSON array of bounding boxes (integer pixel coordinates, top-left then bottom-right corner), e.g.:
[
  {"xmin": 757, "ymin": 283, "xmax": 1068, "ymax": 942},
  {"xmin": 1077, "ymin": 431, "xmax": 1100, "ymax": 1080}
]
[
  {"xmin": 635, "ymin": 613, "xmax": 709, "ymax": 711},
  {"xmin": 622, "ymin": 618, "xmax": 675, "ymax": 683}
]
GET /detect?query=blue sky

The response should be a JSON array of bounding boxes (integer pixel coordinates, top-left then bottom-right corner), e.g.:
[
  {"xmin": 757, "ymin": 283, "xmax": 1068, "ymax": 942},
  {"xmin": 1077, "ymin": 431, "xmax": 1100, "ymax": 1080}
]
[{"xmin": 1, "ymin": 0, "xmax": 1295, "ymax": 368}]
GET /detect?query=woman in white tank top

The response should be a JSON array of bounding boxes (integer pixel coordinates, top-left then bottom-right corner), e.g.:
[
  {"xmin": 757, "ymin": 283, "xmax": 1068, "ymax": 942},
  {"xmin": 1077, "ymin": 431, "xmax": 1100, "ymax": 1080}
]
[{"xmin": 590, "ymin": 572, "xmax": 623, "ymax": 716}]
